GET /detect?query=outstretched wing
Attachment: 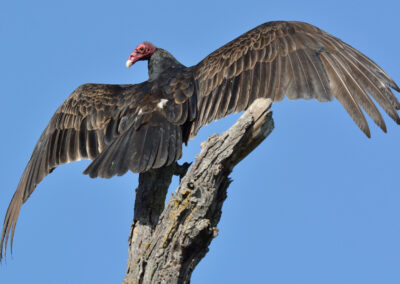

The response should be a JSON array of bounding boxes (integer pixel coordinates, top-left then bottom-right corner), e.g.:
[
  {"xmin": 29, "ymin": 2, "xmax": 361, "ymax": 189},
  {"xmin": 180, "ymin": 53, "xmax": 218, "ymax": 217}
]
[
  {"xmin": 0, "ymin": 80, "xmax": 193, "ymax": 260},
  {"xmin": 192, "ymin": 21, "xmax": 400, "ymax": 137}
]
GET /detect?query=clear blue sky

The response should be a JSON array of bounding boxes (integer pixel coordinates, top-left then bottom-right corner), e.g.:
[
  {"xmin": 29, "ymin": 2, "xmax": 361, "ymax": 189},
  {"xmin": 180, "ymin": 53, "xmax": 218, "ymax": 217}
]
[{"xmin": 1, "ymin": 0, "xmax": 399, "ymax": 283}]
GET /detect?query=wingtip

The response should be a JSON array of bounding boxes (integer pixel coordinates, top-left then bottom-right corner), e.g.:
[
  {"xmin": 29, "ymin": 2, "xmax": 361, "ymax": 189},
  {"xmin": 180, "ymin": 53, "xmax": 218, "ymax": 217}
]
[
  {"xmin": 362, "ymin": 127, "xmax": 371, "ymax": 138},
  {"xmin": 378, "ymin": 123, "xmax": 387, "ymax": 134},
  {"xmin": 391, "ymin": 82, "xmax": 400, "ymax": 93},
  {"xmin": 0, "ymin": 238, "xmax": 3, "ymax": 264},
  {"xmin": 0, "ymin": 241, "xmax": 5, "ymax": 264},
  {"xmin": 0, "ymin": 230, "xmax": 12, "ymax": 264}
]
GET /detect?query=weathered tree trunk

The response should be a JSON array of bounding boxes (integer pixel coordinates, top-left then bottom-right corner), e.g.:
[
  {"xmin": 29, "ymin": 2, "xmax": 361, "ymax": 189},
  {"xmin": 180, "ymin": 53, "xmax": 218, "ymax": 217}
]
[{"xmin": 123, "ymin": 98, "xmax": 274, "ymax": 284}]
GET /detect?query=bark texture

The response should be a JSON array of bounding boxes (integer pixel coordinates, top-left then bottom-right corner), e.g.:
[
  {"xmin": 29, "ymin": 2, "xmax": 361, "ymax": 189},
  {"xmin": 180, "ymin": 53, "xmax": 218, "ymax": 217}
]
[{"xmin": 123, "ymin": 98, "xmax": 274, "ymax": 284}]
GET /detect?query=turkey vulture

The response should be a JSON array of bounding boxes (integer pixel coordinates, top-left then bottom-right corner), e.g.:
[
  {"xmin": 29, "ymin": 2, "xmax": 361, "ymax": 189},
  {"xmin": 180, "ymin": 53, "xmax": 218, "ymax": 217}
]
[{"xmin": 1, "ymin": 21, "xmax": 399, "ymax": 261}]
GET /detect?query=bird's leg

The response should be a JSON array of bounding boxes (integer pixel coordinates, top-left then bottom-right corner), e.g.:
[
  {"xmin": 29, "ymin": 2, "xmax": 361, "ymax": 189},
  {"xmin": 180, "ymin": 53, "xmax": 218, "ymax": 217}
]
[{"xmin": 172, "ymin": 161, "xmax": 192, "ymax": 181}]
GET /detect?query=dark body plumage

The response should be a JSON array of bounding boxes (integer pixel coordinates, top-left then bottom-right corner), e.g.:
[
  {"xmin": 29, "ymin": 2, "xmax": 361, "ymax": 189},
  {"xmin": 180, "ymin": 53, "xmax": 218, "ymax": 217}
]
[{"xmin": 1, "ymin": 21, "xmax": 399, "ymax": 260}]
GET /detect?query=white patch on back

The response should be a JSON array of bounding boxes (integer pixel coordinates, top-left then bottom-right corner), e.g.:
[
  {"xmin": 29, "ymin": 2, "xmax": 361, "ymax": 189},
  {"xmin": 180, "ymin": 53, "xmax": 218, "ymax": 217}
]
[
  {"xmin": 138, "ymin": 108, "xmax": 143, "ymax": 115},
  {"xmin": 157, "ymin": 99, "xmax": 168, "ymax": 109}
]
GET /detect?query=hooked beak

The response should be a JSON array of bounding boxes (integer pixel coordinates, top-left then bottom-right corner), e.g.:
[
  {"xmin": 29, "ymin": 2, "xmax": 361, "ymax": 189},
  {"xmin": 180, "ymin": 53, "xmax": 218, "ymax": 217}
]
[
  {"xmin": 126, "ymin": 59, "xmax": 134, "ymax": 68},
  {"xmin": 126, "ymin": 50, "xmax": 141, "ymax": 69}
]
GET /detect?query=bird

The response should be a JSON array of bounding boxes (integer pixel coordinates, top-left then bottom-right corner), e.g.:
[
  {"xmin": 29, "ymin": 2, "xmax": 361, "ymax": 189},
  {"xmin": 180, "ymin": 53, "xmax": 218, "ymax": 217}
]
[{"xmin": 1, "ymin": 21, "xmax": 399, "ymax": 261}]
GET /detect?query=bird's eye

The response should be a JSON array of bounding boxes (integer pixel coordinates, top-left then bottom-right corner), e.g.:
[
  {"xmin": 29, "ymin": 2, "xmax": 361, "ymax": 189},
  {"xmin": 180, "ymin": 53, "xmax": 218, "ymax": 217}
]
[{"xmin": 140, "ymin": 47, "xmax": 144, "ymax": 52}]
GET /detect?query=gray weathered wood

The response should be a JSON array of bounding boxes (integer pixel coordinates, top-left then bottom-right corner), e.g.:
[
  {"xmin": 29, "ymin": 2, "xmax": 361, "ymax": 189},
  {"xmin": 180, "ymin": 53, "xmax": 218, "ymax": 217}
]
[{"xmin": 123, "ymin": 98, "xmax": 274, "ymax": 284}]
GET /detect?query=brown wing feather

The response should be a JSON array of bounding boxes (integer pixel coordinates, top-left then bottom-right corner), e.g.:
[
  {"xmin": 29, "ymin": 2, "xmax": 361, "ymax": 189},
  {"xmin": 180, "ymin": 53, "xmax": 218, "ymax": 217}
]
[
  {"xmin": 0, "ymin": 79, "xmax": 193, "ymax": 261},
  {"xmin": 0, "ymin": 83, "xmax": 139, "ymax": 260},
  {"xmin": 192, "ymin": 21, "xmax": 400, "ymax": 136}
]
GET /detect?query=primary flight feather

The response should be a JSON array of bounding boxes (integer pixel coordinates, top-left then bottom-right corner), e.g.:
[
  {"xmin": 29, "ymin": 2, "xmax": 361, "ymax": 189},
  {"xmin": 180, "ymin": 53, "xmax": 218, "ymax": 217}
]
[{"xmin": 1, "ymin": 21, "xmax": 399, "ymax": 261}]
